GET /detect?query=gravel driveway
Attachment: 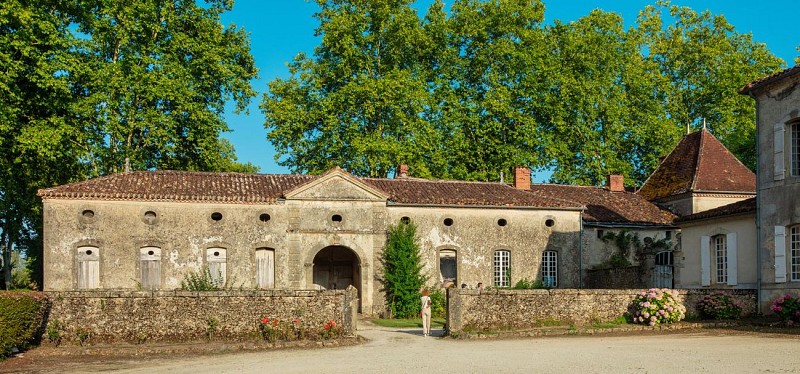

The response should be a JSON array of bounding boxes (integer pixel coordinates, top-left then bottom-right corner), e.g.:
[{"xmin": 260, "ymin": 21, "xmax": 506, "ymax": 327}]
[{"xmin": 5, "ymin": 322, "xmax": 800, "ymax": 373}]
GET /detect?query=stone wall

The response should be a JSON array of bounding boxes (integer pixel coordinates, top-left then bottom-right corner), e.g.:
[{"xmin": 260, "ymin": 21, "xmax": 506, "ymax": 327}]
[
  {"xmin": 446, "ymin": 288, "xmax": 757, "ymax": 334},
  {"xmin": 45, "ymin": 288, "xmax": 358, "ymax": 344},
  {"xmin": 584, "ymin": 267, "xmax": 644, "ymax": 289}
]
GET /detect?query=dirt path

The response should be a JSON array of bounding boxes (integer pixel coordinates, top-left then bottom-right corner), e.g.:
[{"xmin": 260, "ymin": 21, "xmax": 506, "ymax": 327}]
[{"xmin": 5, "ymin": 323, "xmax": 800, "ymax": 373}]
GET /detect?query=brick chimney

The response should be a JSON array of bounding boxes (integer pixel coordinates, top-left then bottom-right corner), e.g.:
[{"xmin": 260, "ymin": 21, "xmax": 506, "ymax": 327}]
[
  {"xmin": 513, "ymin": 166, "xmax": 530, "ymax": 190},
  {"xmin": 397, "ymin": 164, "xmax": 408, "ymax": 178},
  {"xmin": 607, "ymin": 174, "xmax": 624, "ymax": 192}
]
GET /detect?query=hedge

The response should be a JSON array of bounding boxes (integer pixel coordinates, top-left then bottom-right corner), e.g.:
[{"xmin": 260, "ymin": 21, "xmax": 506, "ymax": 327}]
[{"xmin": 0, "ymin": 291, "xmax": 49, "ymax": 358}]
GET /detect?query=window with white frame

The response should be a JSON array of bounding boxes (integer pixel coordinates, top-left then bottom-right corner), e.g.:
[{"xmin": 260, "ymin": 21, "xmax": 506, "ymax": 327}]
[
  {"xmin": 713, "ymin": 235, "xmax": 728, "ymax": 284},
  {"xmin": 791, "ymin": 225, "xmax": 800, "ymax": 281},
  {"xmin": 541, "ymin": 251, "xmax": 557, "ymax": 287},
  {"xmin": 792, "ymin": 123, "xmax": 800, "ymax": 176},
  {"xmin": 493, "ymin": 250, "xmax": 510, "ymax": 287}
]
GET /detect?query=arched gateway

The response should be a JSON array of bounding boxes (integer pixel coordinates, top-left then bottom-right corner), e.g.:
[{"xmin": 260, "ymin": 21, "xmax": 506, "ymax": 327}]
[{"xmin": 312, "ymin": 246, "xmax": 361, "ymax": 298}]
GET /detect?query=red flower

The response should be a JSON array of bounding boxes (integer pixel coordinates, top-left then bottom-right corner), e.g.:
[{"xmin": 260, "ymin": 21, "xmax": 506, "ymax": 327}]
[
  {"xmin": 293, "ymin": 319, "xmax": 300, "ymax": 324},
  {"xmin": 261, "ymin": 317, "xmax": 269, "ymax": 324},
  {"xmin": 272, "ymin": 320, "xmax": 279, "ymax": 326}
]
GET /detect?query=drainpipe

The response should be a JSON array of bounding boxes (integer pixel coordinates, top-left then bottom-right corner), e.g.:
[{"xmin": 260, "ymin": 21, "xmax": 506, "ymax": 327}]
[
  {"xmin": 754, "ymin": 99, "xmax": 762, "ymax": 311},
  {"xmin": 579, "ymin": 212, "xmax": 584, "ymax": 289}
]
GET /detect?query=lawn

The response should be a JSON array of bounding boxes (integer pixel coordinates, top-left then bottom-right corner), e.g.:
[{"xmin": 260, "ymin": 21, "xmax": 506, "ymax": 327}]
[{"xmin": 370, "ymin": 318, "xmax": 446, "ymax": 328}]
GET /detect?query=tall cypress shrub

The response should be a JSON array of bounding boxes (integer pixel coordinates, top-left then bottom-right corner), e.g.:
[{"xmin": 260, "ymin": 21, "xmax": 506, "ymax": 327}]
[{"xmin": 381, "ymin": 222, "xmax": 425, "ymax": 318}]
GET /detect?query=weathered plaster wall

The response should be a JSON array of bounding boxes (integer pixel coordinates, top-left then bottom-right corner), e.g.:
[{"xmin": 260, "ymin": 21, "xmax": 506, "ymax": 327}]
[
  {"xmin": 753, "ymin": 80, "xmax": 800, "ymax": 311},
  {"xmin": 675, "ymin": 215, "xmax": 757, "ymax": 289},
  {"xmin": 45, "ymin": 288, "xmax": 357, "ymax": 344},
  {"xmin": 386, "ymin": 207, "xmax": 582, "ymax": 291},
  {"xmin": 445, "ymin": 288, "xmax": 757, "ymax": 333},
  {"xmin": 693, "ymin": 195, "xmax": 753, "ymax": 214}
]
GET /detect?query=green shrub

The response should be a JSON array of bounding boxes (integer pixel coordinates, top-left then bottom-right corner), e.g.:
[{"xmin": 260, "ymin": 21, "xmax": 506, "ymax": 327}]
[
  {"xmin": 696, "ymin": 292, "xmax": 743, "ymax": 320},
  {"xmin": 428, "ymin": 288, "xmax": 446, "ymax": 318},
  {"xmin": 180, "ymin": 266, "xmax": 234, "ymax": 291},
  {"xmin": 0, "ymin": 291, "xmax": 49, "ymax": 358},
  {"xmin": 512, "ymin": 278, "xmax": 548, "ymax": 289},
  {"xmin": 628, "ymin": 288, "xmax": 685, "ymax": 326},
  {"xmin": 770, "ymin": 293, "xmax": 800, "ymax": 325},
  {"xmin": 380, "ymin": 222, "xmax": 425, "ymax": 319}
]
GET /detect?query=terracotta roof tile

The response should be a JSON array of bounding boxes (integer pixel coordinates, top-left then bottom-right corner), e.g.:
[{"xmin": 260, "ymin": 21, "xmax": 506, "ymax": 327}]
[
  {"xmin": 675, "ymin": 197, "xmax": 756, "ymax": 223},
  {"xmin": 740, "ymin": 65, "xmax": 800, "ymax": 95},
  {"xmin": 526, "ymin": 184, "xmax": 676, "ymax": 225},
  {"xmin": 637, "ymin": 129, "xmax": 755, "ymax": 201},
  {"xmin": 38, "ymin": 170, "xmax": 583, "ymax": 209}
]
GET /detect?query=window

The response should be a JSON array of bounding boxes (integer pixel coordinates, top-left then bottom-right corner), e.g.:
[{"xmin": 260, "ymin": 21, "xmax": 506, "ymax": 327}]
[
  {"xmin": 791, "ymin": 226, "xmax": 800, "ymax": 281},
  {"xmin": 76, "ymin": 246, "xmax": 100, "ymax": 289},
  {"xmin": 139, "ymin": 247, "xmax": 161, "ymax": 290},
  {"xmin": 665, "ymin": 230, "xmax": 672, "ymax": 240},
  {"xmin": 541, "ymin": 251, "xmax": 557, "ymax": 287},
  {"xmin": 256, "ymin": 248, "xmax": 275, "ymax": 288},
  {"xmin": 792, "ymin": 123, "xmax": 800, "ymax": 176},
  {"xmin": 207, "ymin": 247, "xmax": 227, "ymax": 285},
  {"xmin": 493, "ymin": 250, "xmax": 510, "ymax": 287},
  {"xmin": 439, "ymin": 250, "xmax": 457, "ymax": 285},
  {"xmin": 713, "ymin": 235, "xmax": 728, "ymax": 284}
]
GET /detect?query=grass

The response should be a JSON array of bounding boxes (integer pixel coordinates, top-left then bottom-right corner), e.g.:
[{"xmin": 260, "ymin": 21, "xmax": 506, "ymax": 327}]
[
  {"xmin": 589, "ymin": 316, "xmax": 629, "ymax": 329},
  {"xmin": 370, "ymin": 318, "xmax": 446, "ymax": 328}
]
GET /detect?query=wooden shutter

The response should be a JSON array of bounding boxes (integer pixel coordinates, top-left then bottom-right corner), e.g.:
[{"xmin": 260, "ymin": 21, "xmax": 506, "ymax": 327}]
[
  {"xmin": 139, "ymin": 247, "xmax": 161, "ymax": 290},
  {"xmin": 775, "ymin": 226, "xmax": 787, "ymax": 283},
  {"xmin": 700, "ymin": 236, "xmax": 710, "ymax": 286},
  {"xmin": 726, "ymin": 233, "xmax": 738, "ymax": 286},
  {"xmin": 207, "ymin": 248, "xmax": 227, "ymax": 286},
  {"xmin": 775, "ymin": 123, "xmax": 786, "ymax": 181},
  {"xmin": 76, "ymin": 246, "xmax": 100, "ymax": 289},
  {"xmin": 256, "ymin": 248, "xmax": 275, "ymax": 288}
]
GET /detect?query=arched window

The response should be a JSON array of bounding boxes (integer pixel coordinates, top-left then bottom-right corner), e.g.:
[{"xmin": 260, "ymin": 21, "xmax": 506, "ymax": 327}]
[
  {"xmin": 541, "ymin": 251, "xmax": 558, "ymax": 288},
  {"xmin": 139, "ymin": 247, "xmax": 161, "ymax": 290},
  {"xmin": 76, "ymin": 246, "xmax": 100, "ymax": 289},
  {"xmin": 493, "ymin": 250, "xmax": 510, "ymax": 287}
]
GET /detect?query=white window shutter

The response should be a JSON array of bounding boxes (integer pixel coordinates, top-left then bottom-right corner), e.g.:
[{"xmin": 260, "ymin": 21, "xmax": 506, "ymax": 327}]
[
  {"xmin": 700, "ymin": 236, "xmax": 711, "ymax": 286},
  {"xmin": 727, "ymin": 233, "xmax": 738, "ymax": 286},
  {"xmin": 775, "ymin": 226, "xmax": 787, "ymax": 283},
  {"xmin": 774, "ymin": 123, "xmax": 785, "ymax": 181}
]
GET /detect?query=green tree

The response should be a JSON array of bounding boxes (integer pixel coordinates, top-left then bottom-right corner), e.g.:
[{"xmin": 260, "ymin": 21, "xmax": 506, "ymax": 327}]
[
  {"xmin": 380, "ymin": 222, "xmax": 426, "ymax": 319},
  {"xmin": 637, "ymin": 1, "xmax": 783, "ymax": 171},
  {"xmin": 69, "ymin": 0, "xmax": 259, "ymax": 176}
]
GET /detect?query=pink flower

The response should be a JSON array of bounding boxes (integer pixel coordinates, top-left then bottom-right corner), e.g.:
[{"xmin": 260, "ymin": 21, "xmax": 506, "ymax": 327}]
[
  {"xmin": 789, "ymin": 320, "xmax": 795, "ymax": 326},
  {"xmin": 775, "ymin": 306, "xmax": 783, "ymax": 312}
]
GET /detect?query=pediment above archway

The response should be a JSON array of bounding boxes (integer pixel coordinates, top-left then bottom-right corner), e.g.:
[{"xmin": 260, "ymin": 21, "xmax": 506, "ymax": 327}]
[{"xmin": 284, "ymin": 167, "xmax": 389, "ymax": 202}]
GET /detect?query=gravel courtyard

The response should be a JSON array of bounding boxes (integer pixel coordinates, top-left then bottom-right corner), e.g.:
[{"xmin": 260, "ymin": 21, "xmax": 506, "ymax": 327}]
[{"xmin": 4, "ymin": 322, "xmax": 800, "ymax": 373}]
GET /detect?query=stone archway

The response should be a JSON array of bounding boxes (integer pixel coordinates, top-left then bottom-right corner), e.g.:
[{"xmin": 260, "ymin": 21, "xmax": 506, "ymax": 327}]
[{"xmin": 312, "ymin": 246, "xmax": 361, "ymax": 295}]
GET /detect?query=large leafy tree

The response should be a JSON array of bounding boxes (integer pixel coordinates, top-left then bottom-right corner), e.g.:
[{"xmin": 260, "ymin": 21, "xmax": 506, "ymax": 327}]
[
  {"xmin": 264, "ymin": 0, "xmax": 783, "ymax": 185},
  {"xmin": 70, "ymin": 0, "xmax": 259, "ymax": 175}
]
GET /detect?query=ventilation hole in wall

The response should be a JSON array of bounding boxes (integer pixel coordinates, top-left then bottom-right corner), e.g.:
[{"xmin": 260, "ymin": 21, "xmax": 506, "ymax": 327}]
[
  {"xmin": 497, "ymin": 218, "xmax": 507, "ymax": 227},
  {"xmin": 400, "ymin": 216, "xmax": 411, "ymax": 224},
  {"xmin": 147, "ymin": 250, "xmax": 154, "ymax": 256},
  {"xmin": 545, "ymin": 219, "xmax": 555, "ymax": 227},
  {"xmin": 213, "ymin": 251, "xmax": 220, "ymax": 257},
  {"xmin": 211, "ymin": 212, "xmax": 223, "ymax": 221},
  {"xmin": 144, "ymin": 211, "xmax": 157, "ymax": 219},
  {"xmin": 85, "ymin": 249, "xmax": 93, "ymax": 255},
  {"xmin": 443, "ymin": 218, "xmax": 454, "ymax": 226},
  {"xmin": 259, "ymin": 213, "xmax": 271, "ymax": 222},
  {"xmin": 82, "ymin": 210, "xmax": 95, "ymax": 218},
  {"xmin": 332, "ymin": 214, "xmax": 343, "ymax": 222}
]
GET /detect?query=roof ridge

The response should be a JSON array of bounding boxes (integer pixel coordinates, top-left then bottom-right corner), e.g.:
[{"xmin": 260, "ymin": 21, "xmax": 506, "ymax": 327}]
[{"xmin": 690, "ymin": 130, "xmax": 708, "ymax": 191}]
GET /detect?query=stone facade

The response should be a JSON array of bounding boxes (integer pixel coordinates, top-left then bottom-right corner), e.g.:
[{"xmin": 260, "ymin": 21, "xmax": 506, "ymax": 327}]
[
  {"xmin": 445, "ymin": 288, "xmax": 757, "ymax": 334},
  {"xmin": 40, "ymin": 168, "xmax": 583, "ymax": 316},
  {"xmin": 45, "ymin": 288, "xmax": 357, "ymax": 344}
]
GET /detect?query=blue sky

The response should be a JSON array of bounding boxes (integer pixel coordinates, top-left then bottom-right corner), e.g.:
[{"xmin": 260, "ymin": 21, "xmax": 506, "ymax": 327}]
[{"xmin": 220, "ymin": 1, "xmax": 798, "ymax": 181}]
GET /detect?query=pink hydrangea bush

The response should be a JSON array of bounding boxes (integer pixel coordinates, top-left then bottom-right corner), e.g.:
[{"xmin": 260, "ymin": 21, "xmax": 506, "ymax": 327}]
[
  {"xmin": 629, "ymin": 288, "xmax": 686, "ymax": 326},
  {"xmin": 697, "ymin": 291, "xmax": 743, "ymax": 320},
  {"xmin": 770, "ymin": 293, "xmax": 800, "ymax": 326}
]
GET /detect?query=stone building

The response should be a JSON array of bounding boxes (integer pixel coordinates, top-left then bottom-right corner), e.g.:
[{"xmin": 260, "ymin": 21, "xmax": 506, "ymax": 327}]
[
  {"xmin": 741, "ymin": 65, "xmax": 800, "ymax": 307},
  {"xmin": 38, "ymin": 166, "xmax": 584, "ymax": 315}
]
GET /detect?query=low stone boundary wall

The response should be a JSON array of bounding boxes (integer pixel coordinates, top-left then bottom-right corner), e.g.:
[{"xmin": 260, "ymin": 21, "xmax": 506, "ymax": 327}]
[
  {"xmin": 584, "ymin": 267, "xmax": 645, "ymax": 289},
  {"xmin": 45, "ymin": 287, "xmax": 358, "ymax": 345},
  {"xmin": 446, "ymin": 288, "xmax": 757, "ymax": 334}
]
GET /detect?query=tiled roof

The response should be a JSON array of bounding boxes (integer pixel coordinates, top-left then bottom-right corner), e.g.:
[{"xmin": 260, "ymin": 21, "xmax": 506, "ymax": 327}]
[
  {"xmin": 637, "ymin": 129, "xmax": 755, "ymax": 201},
  {"xmin": 38, "ymin": 170, "xmax": 582, "ymax": 209},
  {"xmin": 740, "ymin": 65, "xmax": 800, "ymax": 95},
  {"xmin": 526, "ymin": 184, "xmax": 676, "ymax": 225},
  {"xmin": 37, "ymin": 171, "xmax": 314, "ymax": 204},
  {"xmin": 675, "ymin": 197, "xmax": 756, "ymax": 223},
  {"xmin": 364, "ymin": 178, "xmax": 579, "ymax": 208}
]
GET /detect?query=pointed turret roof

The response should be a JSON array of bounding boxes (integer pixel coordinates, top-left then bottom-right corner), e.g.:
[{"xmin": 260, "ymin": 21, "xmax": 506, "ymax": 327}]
[{"xmin": 637, "ymin": 129, "xmax": 755, "ymax": 201}]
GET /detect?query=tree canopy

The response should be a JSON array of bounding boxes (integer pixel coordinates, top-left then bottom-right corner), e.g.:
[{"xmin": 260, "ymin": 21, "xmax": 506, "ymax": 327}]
[
  {"xmin": 0, "ymin": 0, "xmax": 258, "ymax": 288},
  {"xmin": 263, "ymin": 0, "xmax": 784, "ymax": 183}
]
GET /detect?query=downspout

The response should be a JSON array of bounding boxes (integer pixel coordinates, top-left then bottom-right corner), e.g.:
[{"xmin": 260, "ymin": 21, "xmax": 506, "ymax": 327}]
[
  {"xmin": 579, "ymin": 210, "xmax": 584, "ymax": 289},
  {"xmin": 754, "ymin": 98, "xmax": 763, "ymax": 310}
]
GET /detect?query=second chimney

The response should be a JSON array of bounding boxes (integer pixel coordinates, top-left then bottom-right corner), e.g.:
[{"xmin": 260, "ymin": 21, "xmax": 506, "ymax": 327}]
[
  {"xmin": 513, "ymin": 166, "xmax": 531, "ymax": 190},
  {"xmin": 397, "ymin": 164, "xmax": 409, "ymax": 178},
  {"xmin": 607, "ymin": 174, "xmax": 624, "ymax": 192}
]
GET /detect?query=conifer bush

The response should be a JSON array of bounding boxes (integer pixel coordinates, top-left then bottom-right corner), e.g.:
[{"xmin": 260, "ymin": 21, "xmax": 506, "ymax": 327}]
[
  {"xmin": 0, "ymin": 292, "xmax": 49, "ymax": 358},
  {"xmin": 381, "ymin": 221, "xmax": 425, "ymax": 318}
]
